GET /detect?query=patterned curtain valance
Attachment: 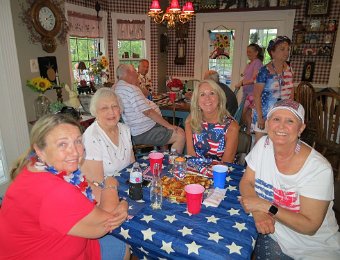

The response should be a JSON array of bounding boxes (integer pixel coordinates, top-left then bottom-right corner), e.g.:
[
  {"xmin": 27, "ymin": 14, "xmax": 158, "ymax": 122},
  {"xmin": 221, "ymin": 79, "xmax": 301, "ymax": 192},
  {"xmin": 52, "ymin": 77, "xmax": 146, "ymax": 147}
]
[
  {"xmin": 117, "ymin": 19, "xmax": 145, "ymax": 40},
  {"xmin": 68, "ymin": 11, "xmax": 103, "ymax": 38}
]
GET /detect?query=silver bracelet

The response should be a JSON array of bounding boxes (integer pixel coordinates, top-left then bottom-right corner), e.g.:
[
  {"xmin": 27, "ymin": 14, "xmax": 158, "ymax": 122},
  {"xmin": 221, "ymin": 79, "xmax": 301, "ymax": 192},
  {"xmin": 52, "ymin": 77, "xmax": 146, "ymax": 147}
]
[{"xmin": 102, "ymin": 185, "xmax": 118, "ymax": 191}]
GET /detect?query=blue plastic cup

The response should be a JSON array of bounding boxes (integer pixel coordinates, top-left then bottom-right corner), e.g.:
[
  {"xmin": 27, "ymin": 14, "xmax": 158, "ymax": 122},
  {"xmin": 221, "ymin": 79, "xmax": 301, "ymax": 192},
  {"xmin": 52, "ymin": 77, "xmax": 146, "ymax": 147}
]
[{"xmin": 212, "ymin": 165, "xmax": 228, "ymax": 189}]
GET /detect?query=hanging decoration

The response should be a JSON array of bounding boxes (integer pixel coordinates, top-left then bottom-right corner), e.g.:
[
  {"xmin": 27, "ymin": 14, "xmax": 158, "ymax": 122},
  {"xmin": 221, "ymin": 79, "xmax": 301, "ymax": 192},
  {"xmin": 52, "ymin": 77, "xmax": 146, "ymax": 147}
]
[
  {"xmin": 148, "ymin": 0, "xmax": 195, "ymax": 29},
  {"xmin": 208, "ymin": 31, "xmax": 232, "ymax": 59},
  {"xmin": 95, "ymin": 0, "xmax": 102, "ymax": 55}
]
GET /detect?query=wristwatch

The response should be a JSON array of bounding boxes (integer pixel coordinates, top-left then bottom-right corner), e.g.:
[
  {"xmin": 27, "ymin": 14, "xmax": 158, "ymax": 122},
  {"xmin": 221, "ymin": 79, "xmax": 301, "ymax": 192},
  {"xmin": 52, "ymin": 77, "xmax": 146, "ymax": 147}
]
[{"xmin": 268, "ymin": 203, "xmax": 278, "ymax": 217}]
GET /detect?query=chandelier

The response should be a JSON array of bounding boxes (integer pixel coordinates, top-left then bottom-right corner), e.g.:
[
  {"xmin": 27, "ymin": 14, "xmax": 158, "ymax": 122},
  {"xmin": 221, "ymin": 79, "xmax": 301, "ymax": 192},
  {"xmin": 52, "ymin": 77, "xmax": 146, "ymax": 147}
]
[{"xmin": 148, "ymin": 0, "xmax": 195, "ymax": 29}]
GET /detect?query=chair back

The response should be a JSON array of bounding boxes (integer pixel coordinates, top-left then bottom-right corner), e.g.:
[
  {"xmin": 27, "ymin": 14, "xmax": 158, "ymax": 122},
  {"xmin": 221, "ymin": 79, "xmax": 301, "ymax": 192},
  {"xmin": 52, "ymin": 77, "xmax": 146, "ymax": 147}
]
[
  {"xmin": 295, "ymin": 81, "xmax": 315, "ymax": 125},
  {"xmin": 235, "ymin": 130, "xmax": 252, "ymax": 166},
  {"xmin": 233, "ymin": 93, "xmax": 247, "ymax": 125},
  {"xmin": 237, "ymin": 131, "xmax": 252, "ymax": 155},
  {"xmin": 313, "ymin": 92, "xmax": 340, "ymax": 154}
]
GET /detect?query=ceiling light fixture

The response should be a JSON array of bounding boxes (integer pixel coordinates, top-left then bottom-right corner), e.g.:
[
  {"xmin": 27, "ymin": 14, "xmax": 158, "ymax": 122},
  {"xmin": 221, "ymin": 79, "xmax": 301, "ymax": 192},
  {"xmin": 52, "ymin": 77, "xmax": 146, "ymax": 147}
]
[{"xmin": 148, "ymin": 0, "xmax": 195, "ymax": 29}]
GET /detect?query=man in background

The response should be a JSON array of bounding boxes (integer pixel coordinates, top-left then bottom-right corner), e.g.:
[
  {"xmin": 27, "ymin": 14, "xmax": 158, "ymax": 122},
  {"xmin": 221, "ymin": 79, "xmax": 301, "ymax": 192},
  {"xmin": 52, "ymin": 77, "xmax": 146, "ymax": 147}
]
[
  {"xmin": 114, "ymin": 64, "xmax": 185, "ymax": 153},
  {"xmin": 137, "ymin": 59, "xmax": 152, "ymax": 97}
]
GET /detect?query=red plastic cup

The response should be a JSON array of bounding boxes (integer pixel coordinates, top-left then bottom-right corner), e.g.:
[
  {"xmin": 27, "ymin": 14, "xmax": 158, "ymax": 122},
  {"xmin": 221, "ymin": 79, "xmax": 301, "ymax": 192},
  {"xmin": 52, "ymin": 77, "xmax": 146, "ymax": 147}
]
[
  {"xmin": 185, "ymin": 184, "xmax": 205, "ymax": 214},
  {"xmin": 169, "ymin": 92, "xmax": 176, "ymax": 103},
  {"xmin": 149, "ymin": 152, "xmax": 164, "ymax": 174}
]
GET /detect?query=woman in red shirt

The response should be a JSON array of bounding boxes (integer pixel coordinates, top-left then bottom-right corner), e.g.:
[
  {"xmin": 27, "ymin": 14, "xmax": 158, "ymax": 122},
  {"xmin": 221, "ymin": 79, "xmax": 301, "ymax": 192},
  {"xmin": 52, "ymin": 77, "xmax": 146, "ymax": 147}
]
[{"xmin": 0, "ymin": 114, "xmax": 130, "ymax": 260}]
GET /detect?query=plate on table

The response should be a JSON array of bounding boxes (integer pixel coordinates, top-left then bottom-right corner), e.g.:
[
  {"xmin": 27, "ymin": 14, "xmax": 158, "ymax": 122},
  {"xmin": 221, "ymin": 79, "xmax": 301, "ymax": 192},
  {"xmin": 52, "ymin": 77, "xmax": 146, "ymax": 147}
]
[
  {"xmin": 161, "ymin": 174, "xmax": 212, "ymax": 203},
  {"xmin": 152, "ymin": 93, "xmax": 167, "ymax": 102}
]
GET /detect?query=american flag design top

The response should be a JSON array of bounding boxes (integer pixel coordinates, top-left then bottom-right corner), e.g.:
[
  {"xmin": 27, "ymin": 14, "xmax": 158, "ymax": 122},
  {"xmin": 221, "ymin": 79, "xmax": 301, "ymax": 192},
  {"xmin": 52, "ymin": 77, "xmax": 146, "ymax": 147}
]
[{"xmin": 193, "ymin": 116, "xmax": 233, "ymax": 161}]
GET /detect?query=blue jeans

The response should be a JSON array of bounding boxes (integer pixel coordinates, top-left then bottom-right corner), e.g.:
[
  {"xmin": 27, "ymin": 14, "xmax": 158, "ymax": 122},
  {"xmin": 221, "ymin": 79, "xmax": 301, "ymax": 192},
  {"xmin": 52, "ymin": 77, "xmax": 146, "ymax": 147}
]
[
  {"xmin": 99, "ymin": 234, "xmax": 126, "ymax": 260},
  {"xmin": 254, "ymin": 234, "xmax": 293, "ymax": 260}
]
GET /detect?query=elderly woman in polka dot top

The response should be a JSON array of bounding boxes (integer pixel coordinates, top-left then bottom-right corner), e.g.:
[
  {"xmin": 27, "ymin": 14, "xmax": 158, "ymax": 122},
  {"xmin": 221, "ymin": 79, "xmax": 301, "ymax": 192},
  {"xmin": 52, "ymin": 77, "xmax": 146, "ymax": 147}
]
[{"xmin": 82, "ymin": 88, "xmax": 135, "ymax": 198}]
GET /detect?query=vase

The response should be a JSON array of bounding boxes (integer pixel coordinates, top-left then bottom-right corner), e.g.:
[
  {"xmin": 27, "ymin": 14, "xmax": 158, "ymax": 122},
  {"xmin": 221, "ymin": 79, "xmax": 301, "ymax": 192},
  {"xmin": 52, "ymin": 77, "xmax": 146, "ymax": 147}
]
[
  {"xmin": 94, "ymin": 75, "xmax": 102, "ymax": 85},
  {"xmin": 34, "ymin": 93, "xmax": 51, "ymax": 119}
]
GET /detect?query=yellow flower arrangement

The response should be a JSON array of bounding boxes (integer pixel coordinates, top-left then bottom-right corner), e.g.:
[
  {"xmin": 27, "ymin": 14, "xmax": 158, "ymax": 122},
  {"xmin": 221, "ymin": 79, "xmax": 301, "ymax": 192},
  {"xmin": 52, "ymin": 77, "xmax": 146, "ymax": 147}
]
[
  {"xmin": 89, "ymin": 55, "xmax": 109, "ymax": 76},
  {"xmin": 26, "ymin": 77, "xmax": 52, "ymax": 93}
]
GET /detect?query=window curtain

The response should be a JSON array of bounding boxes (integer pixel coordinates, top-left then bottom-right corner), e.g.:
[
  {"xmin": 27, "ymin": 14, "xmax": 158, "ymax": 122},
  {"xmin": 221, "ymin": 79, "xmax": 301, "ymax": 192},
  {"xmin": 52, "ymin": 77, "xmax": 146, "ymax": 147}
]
[
  {"xmin": 117, "ymin": 19, "xmax": 145, "ymax": 40},
  {"xmin": 68, "ymin": 11, "xmax": 103, "ymax": 38}
]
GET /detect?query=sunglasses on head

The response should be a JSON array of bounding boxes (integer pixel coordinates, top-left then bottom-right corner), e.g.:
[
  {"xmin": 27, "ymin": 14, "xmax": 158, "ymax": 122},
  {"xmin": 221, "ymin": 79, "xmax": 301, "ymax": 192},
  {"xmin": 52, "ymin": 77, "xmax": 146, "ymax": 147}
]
[{"xmin": 267, "ymin": 36, "xmax": 291, "ymax": 52}]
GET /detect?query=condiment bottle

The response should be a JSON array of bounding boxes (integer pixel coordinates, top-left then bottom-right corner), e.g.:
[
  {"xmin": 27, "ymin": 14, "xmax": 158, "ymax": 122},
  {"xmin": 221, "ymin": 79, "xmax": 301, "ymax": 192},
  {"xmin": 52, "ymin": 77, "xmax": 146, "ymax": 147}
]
[
  {"xmin": 173, "ymin": 156, "xmax": 187, "ymax": 179},
  {"xmin": 129, "ymin": 162, "xmax": 143, "ymax": 200}
]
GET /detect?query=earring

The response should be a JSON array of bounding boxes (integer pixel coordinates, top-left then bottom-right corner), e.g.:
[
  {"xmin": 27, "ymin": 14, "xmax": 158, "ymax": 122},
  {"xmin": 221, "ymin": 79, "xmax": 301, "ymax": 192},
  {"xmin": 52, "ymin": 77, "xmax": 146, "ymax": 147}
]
[{"xmin": 295, "ymin": 136, "xmax": 301, "ymax": 154}]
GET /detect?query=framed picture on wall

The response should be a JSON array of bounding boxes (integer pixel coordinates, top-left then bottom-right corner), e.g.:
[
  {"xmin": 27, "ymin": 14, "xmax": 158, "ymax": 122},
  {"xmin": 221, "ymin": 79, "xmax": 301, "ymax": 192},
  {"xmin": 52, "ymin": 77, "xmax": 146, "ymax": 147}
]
[
  {"xmin": 38, "ymin": 56, "xmax": 58, "ymax": 83},
  {"xmin": 301, "ymin": 61, "xmax": 315, "ymax": 82},
  {"xmin": 306, "ymin": 0, "xmax": 331, "ymax": 16}
]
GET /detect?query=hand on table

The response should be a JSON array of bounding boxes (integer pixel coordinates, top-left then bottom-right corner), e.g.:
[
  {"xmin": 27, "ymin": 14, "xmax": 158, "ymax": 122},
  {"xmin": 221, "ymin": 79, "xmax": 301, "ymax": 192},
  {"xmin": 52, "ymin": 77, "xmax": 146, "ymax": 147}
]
[
  {"xmin": 253, "ymin": 212, "xmax": 276, "ymax": 234},
  {"xmin": 239, "ymin": 196, "xmax": 269, "ymax": 213},
  {"xmin": 105, "ymin": 200, "xmax": 129, "ymax": 232}
]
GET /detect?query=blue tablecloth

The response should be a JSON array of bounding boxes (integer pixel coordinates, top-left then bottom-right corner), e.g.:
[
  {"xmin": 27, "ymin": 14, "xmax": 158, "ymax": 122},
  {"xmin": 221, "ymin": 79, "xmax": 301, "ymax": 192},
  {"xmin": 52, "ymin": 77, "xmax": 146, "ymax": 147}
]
[{"xmin": 110, "ymin": 155, "xmax": 257, "ymax": 259}]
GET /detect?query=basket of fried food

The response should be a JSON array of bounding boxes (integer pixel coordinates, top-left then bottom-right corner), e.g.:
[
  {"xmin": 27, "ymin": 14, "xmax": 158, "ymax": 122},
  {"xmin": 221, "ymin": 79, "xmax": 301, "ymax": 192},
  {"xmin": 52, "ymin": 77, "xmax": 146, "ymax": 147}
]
[{"xmin": 161, "ymin": 174, "xmax": 212, "ymax": 203}]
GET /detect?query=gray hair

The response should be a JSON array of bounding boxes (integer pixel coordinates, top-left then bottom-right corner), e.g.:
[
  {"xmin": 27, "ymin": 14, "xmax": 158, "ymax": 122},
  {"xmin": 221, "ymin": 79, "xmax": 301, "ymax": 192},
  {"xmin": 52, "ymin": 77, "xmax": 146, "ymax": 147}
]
[
  {"xmin": 89, "ymin": 88, "xmax": 123, "ymax": 117},
  {"xmin": 116, "ymin": 64, "xmax": 134, "ymax": 80},
  {"xmin": 203, "ymin": 70, "xmax": 220, "ymax": 83}
]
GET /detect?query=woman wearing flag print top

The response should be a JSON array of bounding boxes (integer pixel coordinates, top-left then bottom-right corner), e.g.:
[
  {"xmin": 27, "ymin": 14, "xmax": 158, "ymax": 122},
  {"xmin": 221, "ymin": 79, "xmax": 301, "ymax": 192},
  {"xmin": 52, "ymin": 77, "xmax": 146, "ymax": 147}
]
[
  {"xmin": 239, "ymin": 100, "xmax": 340, "ymax": 259},
  {"xmin": 253, "ymin": 36, "xmax": 294, "ymax": 143},
  {"xmin": 185, "ymin": 80, "xmax": 239, "ymax": 163}
]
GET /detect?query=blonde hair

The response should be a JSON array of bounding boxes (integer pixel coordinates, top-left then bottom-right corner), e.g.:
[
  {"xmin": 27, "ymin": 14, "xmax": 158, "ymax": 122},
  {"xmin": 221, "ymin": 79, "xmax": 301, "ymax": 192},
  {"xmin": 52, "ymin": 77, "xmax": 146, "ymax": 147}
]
[
  {"xmin": 190, "ymin": 80, "xmax": 229, "ymax": 133},
  {"xmin": 10, "ymin": 114, "xmax": 82, "ymax": 180}
]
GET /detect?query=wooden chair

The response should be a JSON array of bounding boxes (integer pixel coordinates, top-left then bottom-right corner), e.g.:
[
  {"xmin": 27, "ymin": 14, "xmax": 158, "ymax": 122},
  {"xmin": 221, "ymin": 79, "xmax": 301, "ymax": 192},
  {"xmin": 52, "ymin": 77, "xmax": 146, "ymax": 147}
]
[
  {"xmin": 312, "ymin": 92, "xmax": 340, "ymax": 179},
  {"xmin": 295, "ymin": 81, "xmax": 315, "ymax": 124},
  {"xmin": 235, "ymin": 131, "xmax": 252, "ymax": 166},
  {"xmin": 295, "ymin": 82, "xmax": 316, "ymax": 145}
]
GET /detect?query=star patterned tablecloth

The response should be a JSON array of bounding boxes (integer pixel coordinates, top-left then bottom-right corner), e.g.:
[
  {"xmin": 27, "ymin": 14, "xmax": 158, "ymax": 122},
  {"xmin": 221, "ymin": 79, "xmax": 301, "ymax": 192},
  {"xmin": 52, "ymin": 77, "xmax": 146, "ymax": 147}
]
[{"xmin": 110, "ymin": 154, "xmax": 257, "ymax": 259}]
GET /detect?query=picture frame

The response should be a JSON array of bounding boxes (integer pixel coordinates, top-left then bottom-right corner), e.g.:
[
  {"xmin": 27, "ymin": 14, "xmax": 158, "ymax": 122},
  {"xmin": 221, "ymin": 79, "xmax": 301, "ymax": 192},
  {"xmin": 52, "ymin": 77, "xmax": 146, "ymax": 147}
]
[
  {"xmin": 301, "ymin": 61, "xmax": 315, "ymax": 82},
  {"xmin": 309, "ymin": 19, "xmax": 321, "ymax": 31},
  {"xmin": 38, "ymin": 56, "xmax": 58, "ymax": 83},
  {"xmin": 324, "ymin": 33, "xmax": 333, "ymax": 44},
  {"xmin": 306, "ymin": 0, "xmax": 331, "ymax": 16}
]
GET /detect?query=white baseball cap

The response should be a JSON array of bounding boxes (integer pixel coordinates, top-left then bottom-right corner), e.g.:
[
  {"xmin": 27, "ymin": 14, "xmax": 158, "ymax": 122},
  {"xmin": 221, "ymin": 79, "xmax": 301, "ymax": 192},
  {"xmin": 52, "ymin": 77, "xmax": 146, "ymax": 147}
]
[{"xmin": 267, "ymin": 99, "xmax": 305, "ymax": 123}]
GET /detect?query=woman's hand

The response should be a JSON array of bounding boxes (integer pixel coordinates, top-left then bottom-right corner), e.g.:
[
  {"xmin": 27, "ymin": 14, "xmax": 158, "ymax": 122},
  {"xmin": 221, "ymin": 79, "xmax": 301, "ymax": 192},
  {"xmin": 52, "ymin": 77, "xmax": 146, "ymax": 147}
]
[
  {"xmin": 253, "ymin": 212, "xmax": 275, "ymax": 234},
  {"xmin": 105, "ymin": 200, "xmax": 129, "ymax": 232},
  {"xmin": 239, "ymin": 196, "xmax": 270, "ymax": 214},
  {"xmin": 257, "ymin": 116, "xmax": 265, "ymax": 130},
  {"xmin": 235, "ymin": 81, "xmax": 242, "ymax": 89}
]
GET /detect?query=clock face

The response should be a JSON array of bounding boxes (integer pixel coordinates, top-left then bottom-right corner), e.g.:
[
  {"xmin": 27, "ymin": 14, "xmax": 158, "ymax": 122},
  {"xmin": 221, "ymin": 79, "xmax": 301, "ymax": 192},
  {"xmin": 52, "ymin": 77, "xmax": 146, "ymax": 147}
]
[{"xmin": 38, "ymin": 7, "xmax": 56, "ymax": 31}]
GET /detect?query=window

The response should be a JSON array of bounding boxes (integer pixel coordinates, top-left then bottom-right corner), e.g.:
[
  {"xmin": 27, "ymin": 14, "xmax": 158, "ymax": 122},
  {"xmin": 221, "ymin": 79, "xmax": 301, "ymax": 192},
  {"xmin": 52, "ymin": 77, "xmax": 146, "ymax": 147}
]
[
  {"xmin": 69, "ymin": 37, "xmax": 105, "ymax": 83},
  {"xmin": 69, "ymin": 37, "xmax": 102, "ymax": 70},
  {"xmin": 248, "ymin": 29, "xmax": 278, "ymax": 64},
  {"xmin": 196, "ymin": 10, "xmax": 295, "ymax": 86},
  {"xmin": 118, "ymin": 40, "xmax": 146, "ymax": 69},
  {"xmin": 66, "ymin": 4, "xmax": 107, "ymax": 85},
  {"xmin": 111, "ymin": 13, "xmax": 151, "ymax": 77}
]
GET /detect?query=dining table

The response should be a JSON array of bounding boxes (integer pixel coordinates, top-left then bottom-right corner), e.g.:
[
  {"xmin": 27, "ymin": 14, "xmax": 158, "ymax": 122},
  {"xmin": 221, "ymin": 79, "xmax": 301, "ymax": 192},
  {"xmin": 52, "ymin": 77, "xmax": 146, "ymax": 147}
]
[
  {"xmin": 109, "ymin": 154, "xmax": 257, "ymax": 259},
  {"xmin": 154, "ymin": 94, "xmax": 190, "ymax": 126}
]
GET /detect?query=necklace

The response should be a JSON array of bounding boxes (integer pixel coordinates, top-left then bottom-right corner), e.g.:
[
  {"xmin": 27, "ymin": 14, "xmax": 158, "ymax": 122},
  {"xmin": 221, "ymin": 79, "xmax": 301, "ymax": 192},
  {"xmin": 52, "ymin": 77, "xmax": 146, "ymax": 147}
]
[
  {"xmin": 271, "ymin": 61, "xmax": 285, "ymax": 100},
  {"xmin": 45, "ymin": 165, "xmax": 96, "ymax": 204}
]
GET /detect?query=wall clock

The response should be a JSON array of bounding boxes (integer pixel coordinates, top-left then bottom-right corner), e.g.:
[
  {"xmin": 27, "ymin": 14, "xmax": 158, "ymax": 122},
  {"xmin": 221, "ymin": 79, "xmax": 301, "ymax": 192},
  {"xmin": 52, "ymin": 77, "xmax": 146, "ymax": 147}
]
[{"xmin": 20, "ymin": 0, "xmax": 69, "ymax": 53}]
